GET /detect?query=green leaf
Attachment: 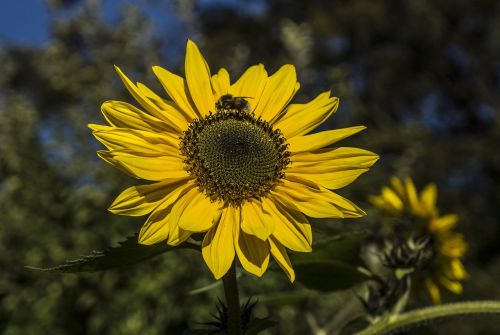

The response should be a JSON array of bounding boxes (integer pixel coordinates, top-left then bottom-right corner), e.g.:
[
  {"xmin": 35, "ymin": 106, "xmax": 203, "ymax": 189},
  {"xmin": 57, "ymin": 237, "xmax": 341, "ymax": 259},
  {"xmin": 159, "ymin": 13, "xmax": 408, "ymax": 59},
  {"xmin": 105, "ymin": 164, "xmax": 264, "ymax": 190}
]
[
  {"xmin": 295, "ymin": 231, "xmax": 367, "ymax": 266},
  {"xmin": 294, "ymin": 259, "xmax": 369, "ymax": 292},
  {"xmin": 26, "ymin": 234, "xmax": 199, "ymax": 273},
  {"xmin": 244, "ymin": 318, "xmax": 278, "ymax": 335},
  {"xmin": 292, "ymin": 232, "xmax": 369, "ymax": 292}
]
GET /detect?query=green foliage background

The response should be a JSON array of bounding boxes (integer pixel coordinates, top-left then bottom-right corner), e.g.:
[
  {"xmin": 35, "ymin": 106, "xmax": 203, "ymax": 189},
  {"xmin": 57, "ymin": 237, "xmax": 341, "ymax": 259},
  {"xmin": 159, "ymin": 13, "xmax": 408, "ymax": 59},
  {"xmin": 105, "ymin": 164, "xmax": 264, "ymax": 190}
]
[{"xmin": 1, "ymin": 0, "xmax": 500, "ymax": 334}]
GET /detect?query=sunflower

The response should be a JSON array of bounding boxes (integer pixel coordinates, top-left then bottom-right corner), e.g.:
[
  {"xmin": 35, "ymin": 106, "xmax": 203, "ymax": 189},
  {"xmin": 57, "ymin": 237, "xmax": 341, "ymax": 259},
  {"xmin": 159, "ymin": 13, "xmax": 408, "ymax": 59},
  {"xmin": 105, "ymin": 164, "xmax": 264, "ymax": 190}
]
[
  {"xmin": 370, "ymin": 177, "xmax": 468, "ymax": 303},
  {"xmin": 90, "ymin": 40, "xmax": 378, "ymax": 281}
]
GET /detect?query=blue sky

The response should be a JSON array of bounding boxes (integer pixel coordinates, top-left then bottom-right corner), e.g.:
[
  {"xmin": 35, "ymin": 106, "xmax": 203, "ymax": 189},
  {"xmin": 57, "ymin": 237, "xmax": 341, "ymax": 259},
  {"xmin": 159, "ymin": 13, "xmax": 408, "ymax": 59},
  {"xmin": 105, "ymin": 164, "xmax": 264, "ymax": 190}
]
[
  {"xmin": 0, "ymin": 0, "xmax": 50, "ymax": 45},
  {"xmin": 0, "ymin": 0, "xmax": 183, "ymax": 46},
  {"xmin": 0, "ymin": 0, "xmax": 261, "ymax": 47}
]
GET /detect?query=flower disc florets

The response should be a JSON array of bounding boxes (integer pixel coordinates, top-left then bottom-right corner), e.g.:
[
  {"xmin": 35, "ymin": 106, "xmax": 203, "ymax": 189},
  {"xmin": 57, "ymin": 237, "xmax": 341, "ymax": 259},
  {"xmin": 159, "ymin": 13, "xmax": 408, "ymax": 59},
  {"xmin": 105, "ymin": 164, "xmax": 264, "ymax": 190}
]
[{"xmin": 180, "ymin": 98, "xmax": 291, "ymax": 206}]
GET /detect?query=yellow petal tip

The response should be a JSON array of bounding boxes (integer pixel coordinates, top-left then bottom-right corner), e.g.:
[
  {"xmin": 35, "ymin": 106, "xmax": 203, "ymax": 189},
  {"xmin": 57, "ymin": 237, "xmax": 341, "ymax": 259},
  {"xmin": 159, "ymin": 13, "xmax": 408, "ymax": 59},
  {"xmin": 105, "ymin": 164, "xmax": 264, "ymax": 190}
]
[{"xmin": 114, "ymin": 65, "xmax": 124, "ymax": 75}]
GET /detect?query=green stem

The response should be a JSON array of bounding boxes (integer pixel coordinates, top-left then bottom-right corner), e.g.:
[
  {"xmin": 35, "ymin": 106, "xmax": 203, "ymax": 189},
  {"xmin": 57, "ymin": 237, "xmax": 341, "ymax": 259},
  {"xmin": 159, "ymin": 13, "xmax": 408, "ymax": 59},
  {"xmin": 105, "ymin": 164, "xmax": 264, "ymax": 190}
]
[
  {"xmin": 222, "ymin": 262, "xmax": 242, "ymax": 335},
  {"xmin": 356, "ymin": 300, "xmax": 500, "ymax": 335}
]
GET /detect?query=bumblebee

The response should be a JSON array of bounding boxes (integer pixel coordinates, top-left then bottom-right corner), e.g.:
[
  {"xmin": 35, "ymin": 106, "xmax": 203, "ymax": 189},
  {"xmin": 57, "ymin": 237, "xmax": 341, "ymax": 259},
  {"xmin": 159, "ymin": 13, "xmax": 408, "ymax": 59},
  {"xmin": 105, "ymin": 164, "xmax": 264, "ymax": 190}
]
[{"xmin": 216, "ymin": 94, "xmax": 251, "ymax": 113}]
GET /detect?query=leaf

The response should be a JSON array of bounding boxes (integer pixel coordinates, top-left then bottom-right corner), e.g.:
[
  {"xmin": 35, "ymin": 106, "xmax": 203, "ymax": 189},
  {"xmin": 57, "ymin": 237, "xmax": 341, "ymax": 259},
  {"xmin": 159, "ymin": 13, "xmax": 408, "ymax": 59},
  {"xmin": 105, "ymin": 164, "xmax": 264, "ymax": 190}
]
[
  {"xmin": 294, "ymin": 259, "xmax": 369, "ymax": 292},
  {"xmin": 295, "ymin": 231, "xmax": 367, "ymax": 266},
  {"xmin": 26, "ymin": 234, "xmax": 199, "ymax": 273},
  {"xmin": 292, "ymin": 231, "xmax": 369, "ymax": 292},
  {"xmin": 244, "ymin": 317, "xmax": 278, "ymax": 335}
]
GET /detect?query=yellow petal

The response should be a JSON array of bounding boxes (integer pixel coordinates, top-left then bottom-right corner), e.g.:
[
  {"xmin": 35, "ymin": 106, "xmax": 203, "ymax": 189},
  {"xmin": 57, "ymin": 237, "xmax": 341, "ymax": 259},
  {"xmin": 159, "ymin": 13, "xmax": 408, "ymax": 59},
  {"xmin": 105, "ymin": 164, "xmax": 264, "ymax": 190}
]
[
  {"xmin": 450, "ymin": 259, "xmax": 467, "ymax": 279},
  {"xmin": 109, "ymin": 178, "xmax": 191, "ymax": 216},
  {"xmin": 269, "ymin": 237, "xmax": 295, "ymax": 282},
  {"xmin": 420, "ymin": 183, "xmax": 437, "ymax": 213},
  {"xmin": 272, "ymin": 180, "xmax": 344, "ymax": 218},
  {"xmin": 272, "ymin": 81, "xmax": 300, "ymax": 122},
  {"xmin": 114, "ymin": 66, "xmax": 167, "ymax": 121},
  {"xmin": 152, "ymin": 65, "xmax": 198, "ymax": 119},
  {"xmin": 173, "ymin": 187, "xmax": 221, "ymax": 232},
  {"xmin": 390, "ymin": 177, "xmax": 405, "ymax": 198},
  {"xmin": 325, "ymin": 192, "xmax": 366, "ymax": 217},
  {"xmin": 287, "ymin": 126, "xmax": 366, "ymax": 153},
  {"xmin": 265, "ymin": 198, "xmax": 312, "ymax": 252},
  {"xmin": 100, "ymin": 101, "xmax": 170, "ymax": 132},
  {"xmin": 288, "ymin": 169, "xmax": 369, "ymax": 191},
  {"xmin": 439, "ymin": 233, "xmax": 468, "ymax": 258},
  {"xmin": 167, "ymin": 226, "xmax": 192, "ymax": 246},
  {"xmin": 404, "ymin": 178, "xmax": 421, "ymax": 215},
  {"xmin": 425, "ymin": 278, "xmax": 442, "ymax": 304},
  {"xmin": 291, "ymin": 147, "xmax": 379, "ymax": 165},
  {"xmin": 97, "ymin": 150, "xmax": 188, "ymax": 181},
  {"xmin": 429, "ymin": 214, "xmax": 458, "ymax": 233},
  {"xmin": 141, "ymin": 205, "xmax": 193, "ymax": 246},
  {"xmin": 437, "ymin": 275, "xmax": 463, "ymax": 295},
  {"xmin": 230, "ymin": 64, "xmax": 267, "ymax": 113},
  {"xmin": 287, "ymin": 147, "xmax": 378, "ymax": 190},
  {"xmin": 138, "ymin": 206, "xmax": 170, "ymax": 244},
  {"xmin": 138, "ymin": 181, "xmax": 194, "ymax": 245},
  {"xmin": 185, "ymin": 40, "xmax": 215, "ymax": 117},
  {"xmin": 202, "ymin": 207, "xmax": 237, "ymax": 279},
  {"xmin": 234, "ymin": 226, "xmax": 270, "ymax": 277},
  {"xmin": 211, "ymin": 68, "xmax": 230, "ymax": 101},
  {"xmin": 253, "ymin": 64, "xmax": 298, "ymax": 122},
  {"xmin": 241, "ymin": 200, "xmax": 276, "ymax": 240},
  {"xmin": 90, "ymin": 125, "xmax": 179, "ymax": 153},
  {"xmin": 442, "ymin": 259, "xmax": 467, "ymax": 280},
  {"xmin": 369, "ymin": 195, "xmax": 400, "ymax": 215},
  {"xmin": 174, "ymin": 211, "xmax": 222, "ymax": 247},
  {"xmin": 284, "ymin": 175, "xmax": 366, "ymax": 217},
  {"xmin": 274, "ymin": 91, "xmax": 339, "ymax": 138},
  {"xmin": 136, "ymin": 82, "xmax": 189, "ymax": 131},
  {"xmin": 381, "ymin": 186, "xmax": 404, "ymax": 212},
  {"xmin": 273, "ymin": 190, "xmax": 342, "ymax": 219}
]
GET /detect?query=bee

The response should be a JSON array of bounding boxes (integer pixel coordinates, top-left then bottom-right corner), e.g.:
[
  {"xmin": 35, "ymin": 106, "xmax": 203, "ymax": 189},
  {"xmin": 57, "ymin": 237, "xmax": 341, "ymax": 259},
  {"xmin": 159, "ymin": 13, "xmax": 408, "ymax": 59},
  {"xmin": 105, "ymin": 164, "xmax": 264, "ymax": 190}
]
[{"xmin": 216, "ymin": 94, "xmax": 252, "ymax": 113}]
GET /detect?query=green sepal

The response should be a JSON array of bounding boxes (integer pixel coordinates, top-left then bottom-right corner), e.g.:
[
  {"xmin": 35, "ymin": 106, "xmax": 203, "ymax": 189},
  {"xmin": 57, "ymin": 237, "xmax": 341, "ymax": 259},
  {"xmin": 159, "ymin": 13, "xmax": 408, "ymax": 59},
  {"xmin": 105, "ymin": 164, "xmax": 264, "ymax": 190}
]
[
  {"xmin": 395, "ymin": 268, "xmax": 414, "ymax": 280},
  {"xmin": 26, "ymin": 234, "xmax": 199, "ymax": 273}
]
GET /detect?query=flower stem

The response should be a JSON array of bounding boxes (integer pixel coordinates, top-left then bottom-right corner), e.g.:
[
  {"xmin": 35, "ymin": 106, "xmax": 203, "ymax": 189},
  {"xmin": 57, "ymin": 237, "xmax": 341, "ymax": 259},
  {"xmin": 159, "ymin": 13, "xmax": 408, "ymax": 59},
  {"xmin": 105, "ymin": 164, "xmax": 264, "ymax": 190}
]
[
  {"xmin": 222, "ymin": 261, "xmax": 242, "ymax": 335},
  {"xmin": 355, "ymin": 300, "xmax": 500, "ymax": 335}
]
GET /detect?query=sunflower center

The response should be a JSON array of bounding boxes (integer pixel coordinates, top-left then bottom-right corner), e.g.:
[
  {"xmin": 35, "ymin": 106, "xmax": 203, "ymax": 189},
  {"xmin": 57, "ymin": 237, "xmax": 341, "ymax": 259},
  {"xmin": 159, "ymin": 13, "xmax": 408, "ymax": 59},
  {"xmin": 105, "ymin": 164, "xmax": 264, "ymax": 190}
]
[{"xmin": 180, "ymin": 103, "xmax": 290, "ymax": 206}]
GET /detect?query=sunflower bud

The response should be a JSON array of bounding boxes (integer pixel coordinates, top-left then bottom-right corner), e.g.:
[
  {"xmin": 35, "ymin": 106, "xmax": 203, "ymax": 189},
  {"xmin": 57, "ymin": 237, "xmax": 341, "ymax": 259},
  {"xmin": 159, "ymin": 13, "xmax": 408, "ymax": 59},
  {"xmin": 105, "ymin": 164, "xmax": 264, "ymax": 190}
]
[
  {"xmin": 359, "ymin": 280, "xmax": 409, "ymax": 322},
  {"xmin": 382, "ymin": 236, "xmax": 433, "ymax": 279}
]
